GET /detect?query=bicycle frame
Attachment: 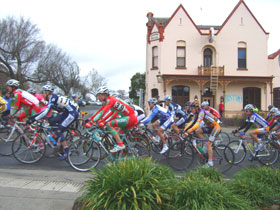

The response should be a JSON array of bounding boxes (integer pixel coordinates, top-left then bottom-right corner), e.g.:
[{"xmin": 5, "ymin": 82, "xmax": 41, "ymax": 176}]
[
  {"xmin": 0, "ymin": 120, "xmax": 28, "ymax": 143},
  {"xmin": 86, "ymin": 127, "xmax": 136, "ymax": 162}
]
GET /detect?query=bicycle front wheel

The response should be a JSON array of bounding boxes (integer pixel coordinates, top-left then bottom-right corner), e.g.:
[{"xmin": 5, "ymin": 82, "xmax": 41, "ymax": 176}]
[
  {"xmin": 68, "ymin": 138, "xmax": 101, "ymax": 172},
  {"xmin": 215, "ymin": 132, "xmax": 231, "ymax": 149},
  {"xmin": 166, "ymin": 141, "xmax": 194, "ymax": 171},
  {"xmin": 212, "ymin": 144, "xmax": 235, "ymax": 174},
  {"xmin": 12, "ymin": 134, "xmax": 46, "ymax": 164},
  {"xmin": 227, "ymin": 140, "xmax": 247, "ymax": 164},
  {"xmin": 257, "ymin": 142, "xmax": 279, "ymax": 166}
]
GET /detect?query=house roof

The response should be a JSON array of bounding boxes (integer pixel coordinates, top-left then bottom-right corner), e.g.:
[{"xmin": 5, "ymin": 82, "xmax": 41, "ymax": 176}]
[
  {"xmin": 268, "ymin": 49, "xmax": 280, "ymax": 59},
  {"xmin": 151, "ymin": 0, "xmax": 268, "ymax": 35}
]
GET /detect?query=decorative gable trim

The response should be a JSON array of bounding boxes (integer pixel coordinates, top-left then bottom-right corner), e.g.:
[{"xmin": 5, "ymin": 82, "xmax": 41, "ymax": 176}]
[
  {"xmin": 268, "ymin": 49, "xmax": 280, "ymax": 59},
  {"xmin": 163, "ymin": 4, "xmax": 202, "ymax": 35},
  {"xmin": 216, "ymin": 0, "xmax": 269, "ymax": 35}
]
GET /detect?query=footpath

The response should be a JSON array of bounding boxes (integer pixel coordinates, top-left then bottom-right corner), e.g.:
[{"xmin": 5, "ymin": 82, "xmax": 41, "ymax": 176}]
[{"xmin": 0, "ymin": 168, "xmax": 90, "ymax": 210}]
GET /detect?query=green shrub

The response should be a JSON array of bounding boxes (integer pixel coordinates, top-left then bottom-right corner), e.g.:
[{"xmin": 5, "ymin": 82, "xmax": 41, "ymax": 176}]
[
  {"xmin": 172, "ymin": 176, "xmax": 253, "ymax": 210},
  {"xmin": 79, "ymin": 158, "xmax": 177, "ymax": 210},
  {"xmin": 186, "ymin": 166, "xmax": 223, "ymax": 183},
  {"xmin": 228, "ymin": 166, "xmax": 280, "ymax": 208}
]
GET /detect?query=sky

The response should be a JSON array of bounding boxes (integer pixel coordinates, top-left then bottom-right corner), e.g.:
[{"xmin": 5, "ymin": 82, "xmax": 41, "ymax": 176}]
[{"xmin": 0, "ymin": 0, "xmax": 279, "ymax": 92}]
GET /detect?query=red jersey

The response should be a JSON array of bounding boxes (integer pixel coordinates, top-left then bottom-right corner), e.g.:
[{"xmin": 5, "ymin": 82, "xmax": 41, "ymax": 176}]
[{"xmin": 208, "ymin": 106, "xmax": 221, "ymax": 119}]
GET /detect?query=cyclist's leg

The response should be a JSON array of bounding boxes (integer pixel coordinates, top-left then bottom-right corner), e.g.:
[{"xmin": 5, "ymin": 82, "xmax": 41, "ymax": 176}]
[{"xmin": 207, "ymin": 123, "xmax": 221, "ymax": 166}]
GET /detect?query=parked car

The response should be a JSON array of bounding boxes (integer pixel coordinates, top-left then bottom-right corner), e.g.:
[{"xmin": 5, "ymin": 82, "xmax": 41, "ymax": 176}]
[{"xmin": 88, "ymin": 100, "xmax": 102, "ymax": 106}]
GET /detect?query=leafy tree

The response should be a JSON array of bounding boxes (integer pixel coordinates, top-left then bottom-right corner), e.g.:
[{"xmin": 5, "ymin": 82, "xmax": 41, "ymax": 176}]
[{"xmin": 129, "ymin": 72, "xmax": 145, "ymax": 101}]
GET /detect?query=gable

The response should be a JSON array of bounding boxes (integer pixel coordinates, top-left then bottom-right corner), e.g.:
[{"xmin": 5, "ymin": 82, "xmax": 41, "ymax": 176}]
[{"xmin": 217, "ymin": 0, "xmax": 268, "ymax": 35}]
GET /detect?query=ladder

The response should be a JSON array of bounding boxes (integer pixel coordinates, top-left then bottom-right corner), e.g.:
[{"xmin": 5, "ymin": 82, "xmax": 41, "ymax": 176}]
[{"xmin": 210, "ymin": 66, "xmax": 219, "ymax": 95}]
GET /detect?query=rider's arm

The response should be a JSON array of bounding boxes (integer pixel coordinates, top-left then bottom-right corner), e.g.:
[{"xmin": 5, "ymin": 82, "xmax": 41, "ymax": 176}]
[
  {"xmin": 237, "ymin": 121, "xmax": 253, "ymax": 133},
  {"xmin": 33, "ymin": 98, "xmax": 53, "ymax": 121},
  {"xmin": 141, "ymin": 106, "xmax": 159, "ymax": 125},
  {"xmin": 89, "ymin": 105, "xmax": 105, "ymax": 122},
  {"xmin": 92, "ymin": 99, "xmax": 114, "ymax": 122}
]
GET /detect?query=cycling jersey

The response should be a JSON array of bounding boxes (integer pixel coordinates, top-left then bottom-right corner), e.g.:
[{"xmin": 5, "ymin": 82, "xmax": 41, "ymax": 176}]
[
  {"xmin": 11, "ymin": 89, "xmax": 41, "ymax": 120},
  {"xmin": 246, "ymin": 113, "xmax": 268, "ymax": 128},
  {"xmin": 92, "ymin": 96, "xmax": 137, "ymax": 135},
  {"xmin": 132, "ymin": 104, "xmax": 145, "ymax": 123},
  {"xmin": 141, "ymin": 105, "xmax": 170, "ymax": 126},
  {"xmin": 0, "ymin": 96, "xmax": 7, "ymax": 113},
  {"xmin": 207, "ymin": 106, "xmax": 220, "ymax": 119}
]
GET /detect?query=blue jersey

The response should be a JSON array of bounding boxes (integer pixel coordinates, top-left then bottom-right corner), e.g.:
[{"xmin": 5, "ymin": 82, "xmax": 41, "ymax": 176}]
[
  {"xmin": 3, "ymin": 96, "xmax": 11, "ymax": 111},
  {"xmin": 246, "ymin": 112, "xmax": 268, "ymax": 128},
  {"xmin": 141, "ymin": 105, "xmax": 170, "ymax": 125},
  {"xmin": 168, "ymin": 102, "xmax": 185, "ymax": 118},
  {"xmin": 34, "ymin": 94, "xmax": 79, "ymax": 121}
]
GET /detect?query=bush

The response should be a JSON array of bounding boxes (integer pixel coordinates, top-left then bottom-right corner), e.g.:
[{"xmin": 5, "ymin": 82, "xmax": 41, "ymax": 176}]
[
  {"xmin": 79, "ymin": 158, "xmax": 176, "ymax": 210},
  {"xmin": 172, "ymin": 175, "xmax": 252, "ymax": 210},
  {"xmin": 186, "ymin": 166, "xmax": 223, "ymax": 183},
  {"xmin": 228, "ymin": 166, "xmax": 280, "ymax": 208}
]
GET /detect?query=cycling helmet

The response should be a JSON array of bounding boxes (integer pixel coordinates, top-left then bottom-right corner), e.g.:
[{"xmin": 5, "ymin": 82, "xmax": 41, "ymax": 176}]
[
  {"xmin": 6, "ymin": 79, "xmax": 20, "ymax": 87},
  {"xmin": 147, "ymin": 98, "xmax": 157, "ymax": 104},
  {"xmin": 72, "ymin": 94, "xmax": 78, "ymax": 99},
  {"xmin": 190, "ymin": 101, "xmax": 200, "ymax": 108},
  {"xmin": 96, "ymin": 86, "xmax": 109, "ymax": 95},
  {"xmin": 162, "ymin": 96, "xmax": 172, "ymax": 102},
  {"xmin": 201, "ymin": 101, "xmax": 209, "ymax": 108},
  {"xmin": 268, "ymin": 105, "xmax": 274, "ymax": 111},
  {"xmin": 27, "ymin": 88, "xmax": 36, "ymax": 94},
  {"xmin": 185, "ymin": 101, "xmax": 192, "ymax": 107},
  {"xmin": 274, "ymin": 111, "xmax": 280, "ymax": 118},
  {"xmin": 244, "ymin": 104, "xmax": 254, "ymax": 111},
  {"xmin": 42, "ymin": 85, "xmax": 54, "ymax": 92},
  {"xmin": 125, "ymin": 98, "xmax": 132, "ymax": 105},
  {"xmin": 270, "ymin": 107, "xmax": 278, "ymax": 113}
]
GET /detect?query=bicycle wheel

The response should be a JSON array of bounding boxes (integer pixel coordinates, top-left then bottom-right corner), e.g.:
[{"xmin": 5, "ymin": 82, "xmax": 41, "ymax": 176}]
[
  {"xmin": 68, "ymin": 137, "xmax": 101, "ymax": 172},
  {"xmin": 12, "ymin": 134, "xmax": 46, "ymax": 164},
  {"xmin": 130, "ymin": 140, "xmax": 150, "ymax": 157},
  {"xmin": 226, "ymin": 140, "xmax": 247, "ymax": 164},
  {"xmin": 65, "ymin": 128, "xmax": 82, "ymax": 145},
  {"xmin": 257, "ymin": 142, "xmax": 279, "ymax": 166},
  {"xmin": 0, "ymin": 127, "xmax": 19, "ymax": 156},
  {"xmin": 212, "ymin": 144, "xmax": 235, "ymax": 173},
  {"xmin": 166, "ymin": 141, "xmax": 194, "ymax": 171},
  {"xmin": 215, "ymin": 132, "xmax": 231, "ymax": 149},
  {"xmin": 131, "ymin": 135, "xmax": 151, "ymax": 156}
]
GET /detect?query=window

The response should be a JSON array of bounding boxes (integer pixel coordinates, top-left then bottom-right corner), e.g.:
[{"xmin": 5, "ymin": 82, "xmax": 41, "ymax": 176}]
[
  {"xmin": 243, "ymin": 87, "xmax": 261, "ymax": 109},
  {"xmin": 152, "ymin": 46, "xmax": 158, "ymax": 69},
  {"xmin": 203, "ymin": 48, "xmax": 212, "ymax": 67},
  {"xmin": 151, "ymin": 88, "xmax": 158, "ymax": 98},
  {"xmin": 238, "ymin": 48, "xmax": 246, "ymax": 68},
  {"xmin": 273, "ymin": 87, "xmax": 280, "ymax": 108},
  {"xmin": 172, "ymin": 86, "xmax": 189, "ymax": 106},
  {"xmin": 176, "ymin": 41, "xmax": 186, "ymax": 68}
]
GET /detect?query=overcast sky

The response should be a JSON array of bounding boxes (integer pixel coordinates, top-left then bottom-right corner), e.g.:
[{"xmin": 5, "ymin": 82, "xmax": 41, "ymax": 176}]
[{"xmin": 0, "ymin": 0, "xmax": 279, "ymax": 92}]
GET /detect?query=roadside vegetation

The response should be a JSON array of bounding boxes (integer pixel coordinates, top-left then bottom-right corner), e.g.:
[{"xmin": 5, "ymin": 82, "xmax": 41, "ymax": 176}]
[{"xmin": 73, "ymin": 158, "xmax": 280, "ymax": 210}]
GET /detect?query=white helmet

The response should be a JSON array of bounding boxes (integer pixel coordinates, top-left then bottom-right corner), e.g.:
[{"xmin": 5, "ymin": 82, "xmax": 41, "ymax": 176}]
[
  {"xmin": 125, "ymin": 98, "xmax": 132, "ymax": 105},
  {"xmin": 244, "ymin": 104, "xmax": 254, "ymax": 111},
  {"xmin": 27, "ymin": 88, "xmax": 36, "ymax": 94},
  {"xmin": 201, "ymin": 101, "xmax": 209, "ymax": 108},
  {"xmin": 96, "ymin": 86, "xmax": 109, "ymax": 95},
  {"xmin": 162, "ymin": 96, "xmax": 172, "ymax": 102},
  {"xmin": 147, "ymin": 98, "xmax": 157, "ymax": 104},
  {"xmin": 270, "ymin": 107, "xmax": 278, "ymax": 113},
  {"xmin": 274, "ymin": 111, "xmax": 280, "ymax": 117},
  {"xmin": 42, "ymin": 85, "xmax": 54, "ymax": 92},
  {"xmin": 6, "ymin": 79, "xmax": 20, "ymax": 87}
]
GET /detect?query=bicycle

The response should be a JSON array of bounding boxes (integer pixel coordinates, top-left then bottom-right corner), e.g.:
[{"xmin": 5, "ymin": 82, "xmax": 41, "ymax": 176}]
[
  {"xmin": 167, "ymin": 134, "xmax": 235, "ymax": 173},
  {"xmin": 68, "ymin": 125, "xmax": 150, "ymax": 172},
  {"xmin": 11, "ymin": 120, "xmax": 82, "ymax": 164},
  {"xmin": 227, "ymin": 132, "xmax": 279, "ymax": 166},
  {"xmin": 0, "ymin": 118, "xmax": 30, "ymax": 156}
]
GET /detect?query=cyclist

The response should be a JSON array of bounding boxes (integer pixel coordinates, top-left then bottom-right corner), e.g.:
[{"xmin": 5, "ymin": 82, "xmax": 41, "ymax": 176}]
[
  {"xmin": 201, "ymin": 101, "xmax": 221, "ymax": 123},
  {"xmin": 266, "ymin": 107, "xmax": 279, "ymax": 126},
  {"xmin": 269, "ymin": 111, "xmax": 280, "ymax": 138},
  {"xmin": 27, "ymin": 88, "xmax": 48, "ymax": 107},
  {"xmin": 91, "ymin": 86, "xmax": 137, "ymax": 153},
  {"xmin": 184, "ymin": 101, "xmax": 221, "ymax": 167},
  {"xmin": 232, "ymin": 104, "xmax": 269, "ymax": 154},
  {"xmin": 6, "ymin": 79, "xmax": 41, "ymax": 121},
  {"xmin": 161, "ymin": 96, "xmax": 187, "ymax": 135},
  {"xmin": 125, "ymin": 99, "xmax": 146, "ymax": 124},
  {"xmin": 0, "ymin": 95, "xmax": 7, "ymax": 114},
  {"xmin": 140, "ymin": 98, "xmax": 171, "ymax": 154},
  {"xmin": 265, "ymin": 105, "xmax": 275, "ymax": 121},
  {"xmin": 27, "ymin": 85, "xmax": 80, "ymax": 160}
]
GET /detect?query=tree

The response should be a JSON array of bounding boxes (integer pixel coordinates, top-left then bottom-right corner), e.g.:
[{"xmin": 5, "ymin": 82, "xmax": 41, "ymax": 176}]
[
  {"xmin": 129, "ymin": 72, "xmax": 145, "ymax": 101},
  {"xmin": 0, "ymin": 16, "xmax": 45, "ymax": 86},
  {"xmin": 79, "ymin": 68, "xmax": 107, "ymax": 99},
  {"xmin": 35, "ymin": 44, "xmax": 80, "ymax": 95}
]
